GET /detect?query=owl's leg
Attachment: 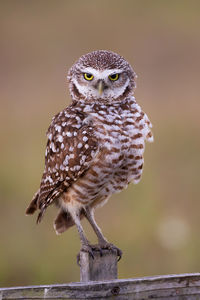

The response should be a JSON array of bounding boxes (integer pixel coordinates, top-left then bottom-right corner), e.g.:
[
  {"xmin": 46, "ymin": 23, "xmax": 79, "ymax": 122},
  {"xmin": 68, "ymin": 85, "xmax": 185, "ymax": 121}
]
[
  {"xmin": 84, "ymin": 207, "xmax": 107, "ymax": 244},
  {"xmin": 70, "ymin": 209, "xmax": 95, "ymax": 264},
  {"xmin": 84, "ymin": 207, "xmax": 122, "ymax": 261}
]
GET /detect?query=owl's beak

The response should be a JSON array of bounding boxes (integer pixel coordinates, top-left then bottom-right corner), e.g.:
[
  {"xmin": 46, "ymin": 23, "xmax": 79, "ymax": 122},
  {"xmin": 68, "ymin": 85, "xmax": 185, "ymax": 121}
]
[{"xmin": 97, "ymin": 80, "xmax": 104, "ymax": 96}]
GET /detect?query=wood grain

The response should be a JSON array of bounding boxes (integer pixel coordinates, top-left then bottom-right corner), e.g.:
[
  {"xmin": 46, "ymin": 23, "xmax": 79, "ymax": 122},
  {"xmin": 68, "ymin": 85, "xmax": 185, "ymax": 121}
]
[
  {"xmin": 1, "ymin": 273, "xmax": 200, "ymax": 299},
  {"xmin": 80, "ymin": 249, "xmax": 118, "ymax": 282}
]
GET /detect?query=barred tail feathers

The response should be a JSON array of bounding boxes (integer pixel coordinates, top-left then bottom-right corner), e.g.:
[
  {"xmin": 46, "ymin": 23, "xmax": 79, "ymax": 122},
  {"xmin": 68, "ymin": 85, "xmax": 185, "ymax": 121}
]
[{"xmin": 54, "ymin": 208, "xmax": 85, "ymax": 234}]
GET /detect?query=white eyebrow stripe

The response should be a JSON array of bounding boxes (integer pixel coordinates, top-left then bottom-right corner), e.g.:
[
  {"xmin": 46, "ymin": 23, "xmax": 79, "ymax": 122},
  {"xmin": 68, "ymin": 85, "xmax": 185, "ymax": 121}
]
[{"xmin": 82, "ymin": 67, "xmax": 122, "ymax": 78}]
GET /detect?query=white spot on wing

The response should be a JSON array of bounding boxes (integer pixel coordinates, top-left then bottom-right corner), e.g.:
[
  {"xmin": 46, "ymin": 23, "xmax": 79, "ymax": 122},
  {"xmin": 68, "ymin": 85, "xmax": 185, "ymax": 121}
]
[
  {"xmin": 57, "ymin": 135, "xmax": 63, "ymax": 143},
  {"xmin": 63, "ymin": 155, "xmax": 69, "ymax": 166},
  {"xmin": 55, "ymin": 125, "xmax": 61, "ymax": 133},
  {"xmin": 66, "ymin": 132, "xmax": 72, "ymax": 137},
  {"xmin": 50, "ymin": 142, "xmax": 56, "ymax": 153},
  {"xmin": 48, "ymin": 133, "xmax": 52, "ymax": 140},
  {"xmin": 83, "ymin": 136, "xmax": 88, "ymax": 142}
]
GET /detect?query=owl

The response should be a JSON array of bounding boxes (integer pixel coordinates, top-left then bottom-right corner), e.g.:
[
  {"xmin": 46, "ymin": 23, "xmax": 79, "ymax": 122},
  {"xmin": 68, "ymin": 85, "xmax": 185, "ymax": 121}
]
[{"xmin": 26, "ymin": 50, "xmax": 153, "ymax": 261}]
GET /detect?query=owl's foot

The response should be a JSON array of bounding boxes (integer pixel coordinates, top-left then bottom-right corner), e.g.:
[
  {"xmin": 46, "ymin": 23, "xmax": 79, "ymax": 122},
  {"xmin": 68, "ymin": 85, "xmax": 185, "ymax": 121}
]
[
  {"xmin": 77, "ymin": 244, "xmax": 96, "ymax": 266},
  {"xmin": 99, "ymin": 242, "xmax": 122, "ymax": 261},
  {"xmin": 77, "ymin": 243, "xmax": 122, "ymax": 265}
]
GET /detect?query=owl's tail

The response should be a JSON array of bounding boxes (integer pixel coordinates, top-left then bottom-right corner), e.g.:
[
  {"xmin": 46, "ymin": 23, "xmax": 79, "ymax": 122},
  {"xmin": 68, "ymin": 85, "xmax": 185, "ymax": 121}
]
[
  {"xmin": 26, "ymin": 188, "xmax": 85, "ymax": 234},
  {"xmin": 26, "ymin": 190, "xmax": 39, "ymax": 215},
  {"xmin": 54, "ymin": 209, "xmax": 85, "ymax": 234}
]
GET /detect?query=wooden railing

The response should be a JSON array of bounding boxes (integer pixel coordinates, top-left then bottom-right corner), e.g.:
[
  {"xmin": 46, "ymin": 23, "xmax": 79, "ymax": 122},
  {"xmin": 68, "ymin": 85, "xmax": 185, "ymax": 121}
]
[{"xmin": 1, "ymin": 250, "xmax": 200, "ymax": 299}]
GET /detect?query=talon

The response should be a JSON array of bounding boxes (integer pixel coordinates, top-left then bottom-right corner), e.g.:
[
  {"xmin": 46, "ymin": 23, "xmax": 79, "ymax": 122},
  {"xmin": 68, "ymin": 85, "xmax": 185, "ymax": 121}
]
[
  {"xmin": 96, "ymin": 246, "xmax": 103, "ymax": 256},
  {"xmin": 91, "ymin": 244, "xmax": 103, "ymax": 256},
  {"xmin": 99, "ymin": 247, "xmax": 103, "ymax": 257},
  {"xmin": 117, "ymin": 249, "xmax": 122, "ymax": 261},
  {"xmin": 100, "ymin": 242, "xmax": 122, "ymax": 261},
  {"xmin": 77, "ymin": 244, "xmax": 95, "ymax": 264},
  {"xmin": 88, "ymin": 248, "xmax": 95, "ymax": 259},
  {"xmin": 76, "ymin": 253, "xmax": 81, "ymax": 266}
]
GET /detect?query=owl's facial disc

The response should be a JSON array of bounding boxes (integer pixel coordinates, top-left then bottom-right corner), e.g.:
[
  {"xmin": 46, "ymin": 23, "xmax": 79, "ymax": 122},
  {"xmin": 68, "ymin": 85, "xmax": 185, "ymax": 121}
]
[{"xmin": 73, "ymin": 67, "xmax": 130, "ymax": 101}]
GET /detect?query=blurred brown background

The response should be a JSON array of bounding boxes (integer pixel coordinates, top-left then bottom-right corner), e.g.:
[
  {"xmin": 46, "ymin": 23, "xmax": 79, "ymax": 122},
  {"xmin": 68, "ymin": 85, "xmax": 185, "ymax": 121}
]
[{"xmin": 0, "ymin": 0, "xmax": 200, "ymax": 287}]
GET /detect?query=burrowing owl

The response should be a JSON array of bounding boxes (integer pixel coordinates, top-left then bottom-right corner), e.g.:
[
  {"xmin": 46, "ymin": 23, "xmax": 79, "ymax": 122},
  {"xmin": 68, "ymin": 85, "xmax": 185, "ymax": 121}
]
[{"xmin": 26, "ymin": 50, "xmax": 153, "ymax": 260}]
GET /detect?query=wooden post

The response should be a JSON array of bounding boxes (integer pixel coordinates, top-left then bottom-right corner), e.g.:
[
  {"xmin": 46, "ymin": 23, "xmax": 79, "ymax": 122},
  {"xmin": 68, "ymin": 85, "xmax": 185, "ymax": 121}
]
[{"xmin": 79, "ymin": 249, "xmax": 118, "ymax": 282}]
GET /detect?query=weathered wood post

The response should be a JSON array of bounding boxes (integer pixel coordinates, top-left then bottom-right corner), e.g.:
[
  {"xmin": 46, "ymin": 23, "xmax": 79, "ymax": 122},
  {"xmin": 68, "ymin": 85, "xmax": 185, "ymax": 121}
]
[{"xmin": 79, "ymin": 249, "xmax": 118, "ymax": 282}]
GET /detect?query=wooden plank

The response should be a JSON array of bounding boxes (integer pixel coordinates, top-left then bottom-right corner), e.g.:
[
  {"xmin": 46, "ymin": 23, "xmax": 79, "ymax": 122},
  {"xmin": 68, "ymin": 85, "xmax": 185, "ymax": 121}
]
[
  {"xmin": 79, "ymin": 249, "xmax": 118, "ymax": 282},
  {"xmin": 1, "ymin": 273, "xmax": 200, "ymax": 299}
]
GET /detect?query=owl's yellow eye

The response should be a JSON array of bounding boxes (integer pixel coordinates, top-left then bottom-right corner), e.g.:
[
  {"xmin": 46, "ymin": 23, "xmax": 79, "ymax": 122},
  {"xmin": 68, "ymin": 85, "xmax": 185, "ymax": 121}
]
[
  {"xmin": 83, "ymin": 73, "xmax": 94, "ymax": 81},
  {"xmin": 108, "ymin": 73, "xmax": 119, "ymax": 81}
]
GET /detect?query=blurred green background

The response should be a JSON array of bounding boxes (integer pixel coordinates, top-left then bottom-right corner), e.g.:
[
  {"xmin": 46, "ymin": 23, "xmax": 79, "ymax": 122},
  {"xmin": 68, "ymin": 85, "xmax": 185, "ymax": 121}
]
[{"xmin": 0, "ymin": 0, "xmax": 200, "ymax": 287}]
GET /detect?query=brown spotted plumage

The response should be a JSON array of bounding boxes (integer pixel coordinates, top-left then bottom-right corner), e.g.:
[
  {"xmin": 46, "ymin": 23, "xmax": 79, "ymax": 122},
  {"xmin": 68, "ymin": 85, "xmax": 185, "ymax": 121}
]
[{"xmin": 26, "ymin": 50, "xmax": 153, "ymax": 259}]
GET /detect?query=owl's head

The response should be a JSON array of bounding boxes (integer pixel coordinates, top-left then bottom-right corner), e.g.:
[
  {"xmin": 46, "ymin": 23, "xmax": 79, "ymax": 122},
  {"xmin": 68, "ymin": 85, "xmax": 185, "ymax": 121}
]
[{"xmin": 67, "ymin": 50, "xmax": 137, "ymax": 103}]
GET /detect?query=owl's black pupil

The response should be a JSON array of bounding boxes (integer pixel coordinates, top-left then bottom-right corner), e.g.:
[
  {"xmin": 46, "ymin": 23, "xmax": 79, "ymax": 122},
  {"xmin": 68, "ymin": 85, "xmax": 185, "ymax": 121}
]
[
  {"xmin": 111, "ymin": 74, "xmax": 117, "ymax": 78},
  {"xmin": 86, "ymin": 73, "xmax": 92, "ymax": 78}
]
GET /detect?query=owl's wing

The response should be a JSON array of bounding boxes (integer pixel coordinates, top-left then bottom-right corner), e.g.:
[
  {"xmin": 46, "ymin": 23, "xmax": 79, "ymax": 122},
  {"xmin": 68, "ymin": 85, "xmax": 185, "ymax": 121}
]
[
  {"xmin": 26, "ymin": 105, "xmax": 98, "ymax": 223},
  {"xmin": 133, "ymin": 101, "xmax": 154, "ymax": 143}
]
